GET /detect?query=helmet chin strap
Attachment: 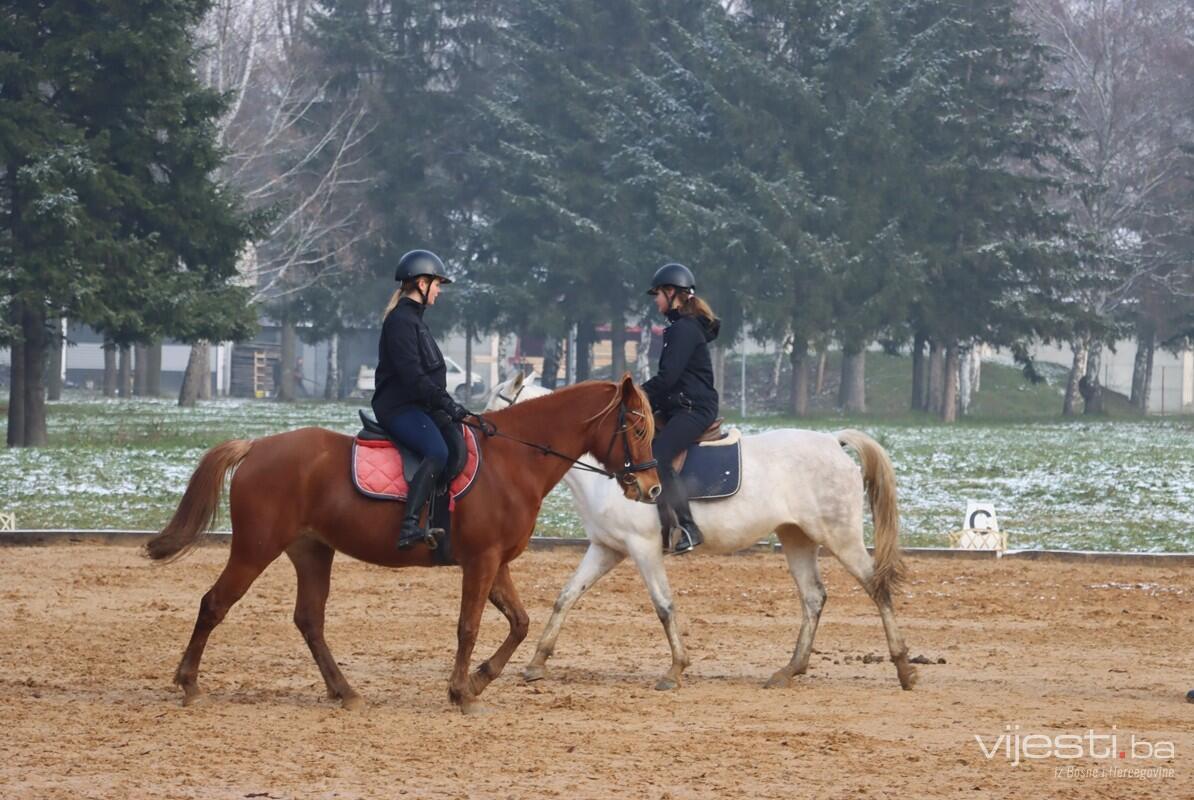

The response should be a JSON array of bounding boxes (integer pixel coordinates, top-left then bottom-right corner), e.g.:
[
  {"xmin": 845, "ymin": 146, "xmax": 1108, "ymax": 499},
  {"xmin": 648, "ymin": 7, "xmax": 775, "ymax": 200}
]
[{"xmin": 416, "ymin": 277, "xmax": 432, "ymax": 306}]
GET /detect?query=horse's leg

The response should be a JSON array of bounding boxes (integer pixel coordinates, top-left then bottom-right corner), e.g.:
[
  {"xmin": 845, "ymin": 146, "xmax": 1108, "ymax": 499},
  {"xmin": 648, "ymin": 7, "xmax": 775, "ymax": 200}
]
[
  {"xmin": 523, "ymin": 541, "xmax": 624, "ymax": 682},
  {"xmin": 174, "ymin": 555, "xmax": 273, "ymax": 706},
  {"xmin": 623, "ymin": 534, "xmax": 689, "ymax": 691},
  {"xmin": 448, "ymin": 552, "xmax": 501, "ymax": 715},
  {"xmin": 765, "ymin": 526, "xmax": 826, "ymax": 689},
  {"xmin": 468, "ymin": 563, "xmax": 530, "ymax": 697},
  {"xmin": 830, "ymin": 531, "xmax": 917, "ymax": 690},
  {"xmin": 285, "ymin": 537, "xmax": 363, "ymax": 710}
]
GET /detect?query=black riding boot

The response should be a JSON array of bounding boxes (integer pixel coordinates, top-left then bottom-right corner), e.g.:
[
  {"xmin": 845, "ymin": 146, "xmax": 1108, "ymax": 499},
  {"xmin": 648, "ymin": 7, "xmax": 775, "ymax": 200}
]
[
  {"xmin": 658, "ymin": 464, "xmax": 704, "ymax": 555},
  {"xmin": 397, "ymin": 461, "xmax": 443, "ymax": 550}
]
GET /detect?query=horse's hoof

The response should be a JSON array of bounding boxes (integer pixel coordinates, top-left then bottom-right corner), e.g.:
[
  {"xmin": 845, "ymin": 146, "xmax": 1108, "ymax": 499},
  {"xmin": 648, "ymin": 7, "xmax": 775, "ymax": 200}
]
[
  {"xmin": 340, "ymin": 693, "xmax": 365, "ymax": 711},
  {"xmin": 180, "ymin": 690, "xmax": 203, "ymax": 707},
  {"xmin": 897, "ymin": 664, "xmax": 919, "ymax": 690},
  {"xmin": 460, "ymin": 702, "xmax": 492, "ymax": 716},
  {"xmin": 764, "ymin": 673, "xmax": 792, "ymax": 690},
  {"xmin": 654, "ymin": 677, "xmax": 679, "ymax": 691},
  {"xmin": 522, "ymin": 664, "xmax": 546, "ymax": 683}
]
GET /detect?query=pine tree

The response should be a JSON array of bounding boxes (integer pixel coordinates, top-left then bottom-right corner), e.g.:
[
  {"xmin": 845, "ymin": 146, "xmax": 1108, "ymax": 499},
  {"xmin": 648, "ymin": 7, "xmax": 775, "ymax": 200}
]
[
  {"xmin": 894, "ymin": 0, "xmax": 1082, "ymax": 421},
  {"xmin": 1, "ymin": 0, "xmax": 256, "ymax": 445}
]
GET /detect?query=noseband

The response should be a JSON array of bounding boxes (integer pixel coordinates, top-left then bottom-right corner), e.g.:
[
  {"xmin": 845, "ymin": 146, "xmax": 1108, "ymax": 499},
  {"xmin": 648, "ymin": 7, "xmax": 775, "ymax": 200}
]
[{"xmin": 602, "ymin": 402, "xmax": 658, "ymax": 487}]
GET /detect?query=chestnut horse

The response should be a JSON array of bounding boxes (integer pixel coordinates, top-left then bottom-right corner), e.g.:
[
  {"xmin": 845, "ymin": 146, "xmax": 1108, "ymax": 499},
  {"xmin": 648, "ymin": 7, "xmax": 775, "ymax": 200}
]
[{"xmin": 145, "ymin": 376, "xmax": 660, "ymax": 714}]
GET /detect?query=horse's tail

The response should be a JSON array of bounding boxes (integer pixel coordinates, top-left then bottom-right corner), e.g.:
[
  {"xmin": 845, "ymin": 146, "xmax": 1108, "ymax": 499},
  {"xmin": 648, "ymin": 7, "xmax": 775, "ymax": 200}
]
[
  {"xmin": 835, "ymin": 429, "xmax": 904, "ymax": 605},
  {"xmin": 144, "ymin": 439, "xmax": 254, "ymax": 562}
]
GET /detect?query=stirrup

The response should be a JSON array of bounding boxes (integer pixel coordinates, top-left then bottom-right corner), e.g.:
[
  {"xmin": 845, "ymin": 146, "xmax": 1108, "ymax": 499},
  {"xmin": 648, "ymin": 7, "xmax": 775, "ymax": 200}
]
[
  {"xmin": 397, "ymin": 524, "xmax": 444, "ymax": 550},
  {"xmin": 667, "ymin": 524, "xmax": 701, "ymax": 556}
]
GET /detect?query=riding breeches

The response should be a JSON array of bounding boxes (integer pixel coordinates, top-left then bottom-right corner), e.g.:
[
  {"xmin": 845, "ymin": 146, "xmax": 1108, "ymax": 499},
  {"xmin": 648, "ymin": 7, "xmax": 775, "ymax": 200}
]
[{"xmin": 381, "ymin": 408, "xmax": 450, "ymax": 473}]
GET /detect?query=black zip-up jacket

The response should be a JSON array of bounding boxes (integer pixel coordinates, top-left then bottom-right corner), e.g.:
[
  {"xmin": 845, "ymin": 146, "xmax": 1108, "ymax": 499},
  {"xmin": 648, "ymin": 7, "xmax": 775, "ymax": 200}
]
[
  {"xmin": 371, "ymin": 297, "xmax": 455, "ymax": 420},
  {"xmin": 642, "ymin": 310, "xmax": 720, "ymax": 416}
]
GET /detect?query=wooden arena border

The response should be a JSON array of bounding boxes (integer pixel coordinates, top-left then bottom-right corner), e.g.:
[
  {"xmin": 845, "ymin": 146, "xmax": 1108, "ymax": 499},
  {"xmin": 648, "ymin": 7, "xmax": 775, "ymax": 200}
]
[{"xmin": 2, "ymin": 529, "xmax": 1193, "ymax": 566}]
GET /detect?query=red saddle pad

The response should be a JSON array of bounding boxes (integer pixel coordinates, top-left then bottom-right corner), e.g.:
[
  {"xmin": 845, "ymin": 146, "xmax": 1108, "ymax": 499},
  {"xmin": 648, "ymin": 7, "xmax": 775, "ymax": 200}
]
[{"xmin": 351, "ymin": 426, "xmax": 481, "ymax": 509}]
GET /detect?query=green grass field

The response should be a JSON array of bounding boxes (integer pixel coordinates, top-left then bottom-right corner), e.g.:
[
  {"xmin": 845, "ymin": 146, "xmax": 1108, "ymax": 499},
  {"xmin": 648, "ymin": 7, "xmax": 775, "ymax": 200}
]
[{"xmin": 1, "ymin": 387, "xmax": 1191, "ymax": 552}]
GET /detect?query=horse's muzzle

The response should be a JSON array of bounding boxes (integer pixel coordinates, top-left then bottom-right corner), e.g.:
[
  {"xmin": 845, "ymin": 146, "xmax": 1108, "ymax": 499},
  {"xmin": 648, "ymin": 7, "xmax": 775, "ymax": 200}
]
[{"xmin": 648, "ymin": 484, "xmax": 661, "ymax": 501}]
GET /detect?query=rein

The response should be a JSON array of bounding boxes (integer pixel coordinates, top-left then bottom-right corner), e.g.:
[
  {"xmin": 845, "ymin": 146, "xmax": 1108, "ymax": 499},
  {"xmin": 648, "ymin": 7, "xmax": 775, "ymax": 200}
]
[{"xmin": 465, "ymin": 393, "xmax": 656, "ymax": 486}]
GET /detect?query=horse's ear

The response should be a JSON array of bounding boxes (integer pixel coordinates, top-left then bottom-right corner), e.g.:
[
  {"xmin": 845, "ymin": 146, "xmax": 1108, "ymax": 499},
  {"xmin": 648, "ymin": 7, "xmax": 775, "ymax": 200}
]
[
  {"xmin": 619, "ymin": 372, "xmax": 636, "ymax": 398},
  {"xmin": 513, "ymin": 370, "xmax": 526, "ymax": 390}
]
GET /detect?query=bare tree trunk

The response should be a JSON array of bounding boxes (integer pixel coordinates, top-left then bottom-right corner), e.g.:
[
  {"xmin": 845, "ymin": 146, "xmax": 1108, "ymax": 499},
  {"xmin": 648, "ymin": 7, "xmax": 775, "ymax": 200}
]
[
  {"xmin": 102, "ymin": 341, "xmax": 117, "ymax": 397},
  {"xmin": 278, "ymin": 322, "xmax": 297, "ymax": 402},
  {"xmin": 6, "ymin": 303, "xmax": 26, "ymax": 447},
  {"xmin": 815, "ymin": 347, "xmax": 828, "ymax": 395},
  {"xmin": 771, "ymin": 336, "xmax": 788, "ymax": 402},
  {"xmin": 198, "ymin": 344, "xmax": 212, "ymax": 400},
  {"xmin": 20, "ymin": 303, "xmax": 48, "ymax": 446},
  {"xmin": 117, "ymin": 345, "xmax": 132, "ymax": 398},
  {"xmin": 840, "ymin": 349, "xmax": 866, "ymax": 413},
  {"xmin": 928, "ymin": 341, "xmax": 945, "ymax": 415},
  {"xmin": 941, "ymin": 343, "xmax": 960, "ymax": 422},
  {"xmin": 789, "ymin": 341, "xmax": 809, "ymax": 417},
  {"xmin": 541, "ymin": 334, "xmax": 561, "ymax": 389},
  {"xmin": 1081, "ymin": 342, "xmax": 1105, "ymax": 415},
  {"xmin": 636, "ymin": 318, "xmax": 653, "ymax": 384},
  {"xmin": 609, "ymin": 317, "xmax": 626, "ymax": 378},
  {"xmin": 575, "ymin": 323, "xmax": 592, "ymax": 382},
  {"xmin": 1062, "ymin": 339, "xmax": 1088, "ymax": 416},
  {"xmin": 178, "ymin": 342, "xmax": 206, "ymax": 407},
  {"xmin": 1130, "ymin": 325, "xmax": 1155, "ymax": 412},
  {"xmin": 47, "ymin": 319, "xmax": 64, "ymax": 401},
  {"xmin": 146, "ymin": 343, "xmax": 162, "ymax": 397},
  {"xmin": 324, "ymin": 332, "xmax": 340, "ymax": 400},
  {"xmin": 958, "ymin": 346, "xmax": 973, "ymax": 415},
  {"xmin": 910, "ymin": 332, "xmax": 927, "ymax": 411},
  {"xmin": 133, "ymin": 344, "xmax": 148, "ymax": 396},
  {"xmin": 970, "ymin": 346, "xmax": 982, "ymax": 394}
]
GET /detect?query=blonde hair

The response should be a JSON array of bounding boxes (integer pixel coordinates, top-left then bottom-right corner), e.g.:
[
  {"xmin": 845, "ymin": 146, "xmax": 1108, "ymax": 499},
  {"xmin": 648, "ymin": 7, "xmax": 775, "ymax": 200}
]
[
  {"xmin": 382, "ymin": 277, "xmax": 431, "ymax": 318},
  {"xmin": 383, "ymin": 288, "xmax": 403, "ymax": 317},
  {"xmin": 677, "ymin": 291, "xmax": 717, "ymax": 327}
]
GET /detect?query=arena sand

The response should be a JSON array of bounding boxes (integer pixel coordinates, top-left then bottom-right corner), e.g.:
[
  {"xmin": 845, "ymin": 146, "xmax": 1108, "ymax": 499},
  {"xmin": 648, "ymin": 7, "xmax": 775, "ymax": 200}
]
[{"xmin": 0, "ymin": 543, "xmax": 1190, "ymax": 799}]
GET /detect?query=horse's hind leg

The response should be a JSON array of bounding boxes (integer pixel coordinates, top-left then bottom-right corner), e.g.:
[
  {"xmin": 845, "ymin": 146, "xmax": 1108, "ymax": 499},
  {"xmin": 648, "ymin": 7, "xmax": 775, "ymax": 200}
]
[
  {"xmin": 286, "ymin": 537, "xmax": 363, "ymax": 710},
  {"xmin": 523, "ymin": 541, "xmax": 624, "ymax": 682},
  {"xmin": 174, "ymin": 556, "xmax": 270, "ymax": 706},
  {"xmin": 468, "ymin": 563, "xmax": 530, "ymax": 697},
  {"xmin": 830, "ymin": 531, "xmax": 917, "ymax": 690},
  {"xmin": 765, "ymin": 525, "xmax": 827, "ymax": 689}
]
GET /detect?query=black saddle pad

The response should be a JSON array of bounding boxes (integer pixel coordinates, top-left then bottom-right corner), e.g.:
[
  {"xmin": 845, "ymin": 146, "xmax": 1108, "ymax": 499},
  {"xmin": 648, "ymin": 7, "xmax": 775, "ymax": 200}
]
[
  {"xmin": 356, "ymin": 410, "xmax": 468, "ymax": 485},
  {"xmin": 679, "ymin": 437, "xmax": 741, "ymax": 500}
]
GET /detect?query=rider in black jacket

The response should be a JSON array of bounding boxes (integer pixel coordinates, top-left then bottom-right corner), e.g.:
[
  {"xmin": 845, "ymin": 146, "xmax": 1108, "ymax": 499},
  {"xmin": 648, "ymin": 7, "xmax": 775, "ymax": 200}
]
[
  {"xmin": 373, "ymin": 250, "xmax": 479, "ymax": 549},
  {"xmin": 643, "ymin": 263, "xmax": 720, "ymax": 554}
]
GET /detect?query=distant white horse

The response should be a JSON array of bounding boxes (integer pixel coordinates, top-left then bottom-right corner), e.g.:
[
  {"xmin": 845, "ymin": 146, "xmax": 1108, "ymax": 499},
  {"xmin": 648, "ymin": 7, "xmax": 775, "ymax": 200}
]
[{"xmin": 485, "ymin": 373, "xmax": 917, "ymax": 691}]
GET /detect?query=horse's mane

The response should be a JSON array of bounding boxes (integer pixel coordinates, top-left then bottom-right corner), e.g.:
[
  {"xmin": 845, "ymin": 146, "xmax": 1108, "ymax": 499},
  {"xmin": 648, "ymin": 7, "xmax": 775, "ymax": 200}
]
[{"xmin": 487, "ymin": 379, "xmax": 654, "ymax": 443}]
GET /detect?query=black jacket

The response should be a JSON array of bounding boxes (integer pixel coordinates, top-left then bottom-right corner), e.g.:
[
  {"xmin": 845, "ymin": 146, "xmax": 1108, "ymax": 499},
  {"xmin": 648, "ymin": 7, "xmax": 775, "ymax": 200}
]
[
  {"xmin": 371, "ymin": 297, "xmax": 454, "ymax": 420},
  {"xmin": 643, "ymin": 310, "xmax": 720, "ymax": 416}
]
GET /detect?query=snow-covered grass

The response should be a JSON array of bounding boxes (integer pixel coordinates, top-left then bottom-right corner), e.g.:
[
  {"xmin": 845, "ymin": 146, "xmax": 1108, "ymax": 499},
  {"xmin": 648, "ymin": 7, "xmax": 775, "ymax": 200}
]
[{"xmin": 2, "ymin": 393, "xmax": 1191, "ymax": 552}]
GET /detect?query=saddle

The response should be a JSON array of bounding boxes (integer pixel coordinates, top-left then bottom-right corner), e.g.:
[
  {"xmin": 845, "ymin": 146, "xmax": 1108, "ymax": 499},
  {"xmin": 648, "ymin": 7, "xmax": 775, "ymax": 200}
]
[
  {"xmin": 355, "ymin": 410, "xmax": 474, "ymax": 487},
  {"xmin": 672, "ymin": 426, "xmax": 742, "ymax": 501},
  {"xmin": 351, "ymin": 411, "xmax": 483, "ymax": 565}
]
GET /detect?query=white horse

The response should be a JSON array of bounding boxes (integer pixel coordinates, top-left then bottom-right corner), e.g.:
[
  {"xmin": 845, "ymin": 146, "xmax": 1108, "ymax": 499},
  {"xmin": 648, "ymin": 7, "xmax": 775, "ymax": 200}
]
[{"xmin": 485, "ymin": 372, "xmax": 917, "ymax": 692}]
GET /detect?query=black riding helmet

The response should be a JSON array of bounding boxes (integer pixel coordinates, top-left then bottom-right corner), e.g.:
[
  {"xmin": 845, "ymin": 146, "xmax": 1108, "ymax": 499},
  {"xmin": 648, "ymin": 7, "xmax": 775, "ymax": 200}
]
[
  {"xmin": 395, "ymin": 249, "xmax": 453, "ymax": 284},
  {"xmin": 647, "ymin": 262, "xmax": 695, "ymax": 295}
]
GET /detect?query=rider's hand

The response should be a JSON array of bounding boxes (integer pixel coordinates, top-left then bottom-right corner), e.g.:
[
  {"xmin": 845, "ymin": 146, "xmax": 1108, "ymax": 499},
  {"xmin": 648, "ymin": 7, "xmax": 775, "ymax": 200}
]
[{"xmin": 472, "ymin": 414, "xmax": 498, "ymax": 436}]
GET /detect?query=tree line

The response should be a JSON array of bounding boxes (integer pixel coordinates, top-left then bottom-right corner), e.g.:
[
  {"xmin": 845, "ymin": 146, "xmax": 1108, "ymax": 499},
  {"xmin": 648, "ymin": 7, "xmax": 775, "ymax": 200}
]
[{"xmin": 4, "ymin": 0, "xmax": 1193, "ymax": 446}]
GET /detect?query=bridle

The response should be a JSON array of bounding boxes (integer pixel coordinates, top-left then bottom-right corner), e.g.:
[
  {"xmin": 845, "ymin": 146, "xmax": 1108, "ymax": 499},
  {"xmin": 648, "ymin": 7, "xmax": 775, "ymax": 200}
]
[{"xmin": 476, "ymin": 386, "xmax": 657, "ymax": 489}]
